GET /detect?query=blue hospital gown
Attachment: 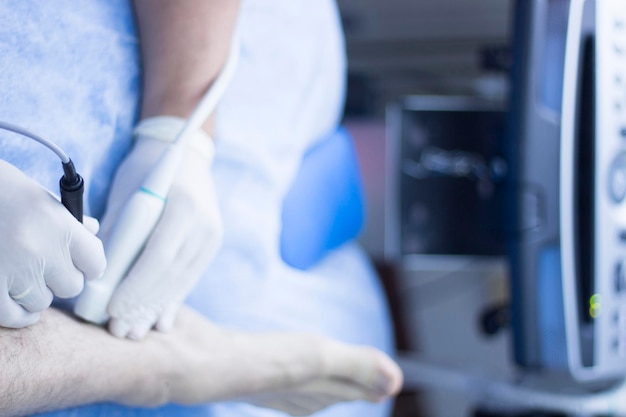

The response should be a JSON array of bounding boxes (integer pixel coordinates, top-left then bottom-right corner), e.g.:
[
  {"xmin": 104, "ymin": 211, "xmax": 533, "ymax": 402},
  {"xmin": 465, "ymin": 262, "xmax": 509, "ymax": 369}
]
[{"xmin": 0, "ymin": 1, "xmax": 395, "ymax": 416}]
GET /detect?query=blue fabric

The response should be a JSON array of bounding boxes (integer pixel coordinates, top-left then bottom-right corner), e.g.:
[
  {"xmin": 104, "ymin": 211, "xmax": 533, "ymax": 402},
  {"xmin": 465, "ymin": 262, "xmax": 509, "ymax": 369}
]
[
  {"xmin": 0, "ymin": 0, "xmax": 140, "ymax": 218},
  {"xmin": 0, "ymin": 1, "xmax": 396, "ymax": 416},
  {"xmin": 44, "ymin": 399, "xmax": 389, "ymax": 417},
  {"xmin": 280, "ymin": 127, "xmax": 365, "ymax": 270}
]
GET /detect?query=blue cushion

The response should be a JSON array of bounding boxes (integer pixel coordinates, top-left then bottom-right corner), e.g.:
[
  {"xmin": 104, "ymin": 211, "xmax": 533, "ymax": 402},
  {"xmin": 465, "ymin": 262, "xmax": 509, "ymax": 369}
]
[{"xmin": 280, "ymin": 127, "xmax": 365, "ymax": 270}]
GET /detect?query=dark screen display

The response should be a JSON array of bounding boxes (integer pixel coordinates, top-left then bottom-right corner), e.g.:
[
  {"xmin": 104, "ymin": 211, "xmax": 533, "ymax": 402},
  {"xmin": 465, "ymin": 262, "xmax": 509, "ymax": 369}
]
[{"xmin": 399, "ymin": 108, "xmax": 507, "ymax": 256}]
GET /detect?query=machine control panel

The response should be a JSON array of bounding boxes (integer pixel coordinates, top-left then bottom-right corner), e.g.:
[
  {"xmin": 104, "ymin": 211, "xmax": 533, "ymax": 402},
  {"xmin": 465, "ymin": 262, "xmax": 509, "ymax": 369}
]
[
  {"xmin": 609, "ymin": 153, "xmax": 626, "ymax": 203},
  {"xmin": 592, "ymin": 0, "xmax": 626, "ymax": 378},
  {"xmin": 509, "ymin": 0, "xmax": 626, "ymax": 382}
]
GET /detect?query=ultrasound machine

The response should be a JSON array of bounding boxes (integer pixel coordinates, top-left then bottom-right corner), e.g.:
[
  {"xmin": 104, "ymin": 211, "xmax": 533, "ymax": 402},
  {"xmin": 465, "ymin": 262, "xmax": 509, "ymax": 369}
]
[{"xmin": 391, "ymin": 1, "xmax": 626, "ymax": 414}]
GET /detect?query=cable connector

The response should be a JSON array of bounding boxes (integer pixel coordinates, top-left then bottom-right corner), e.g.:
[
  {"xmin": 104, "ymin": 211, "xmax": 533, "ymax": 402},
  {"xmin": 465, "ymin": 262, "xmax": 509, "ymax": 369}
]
[{"xmin": 60, "ymin": 159, "xmax": 84, "ymax": 223}]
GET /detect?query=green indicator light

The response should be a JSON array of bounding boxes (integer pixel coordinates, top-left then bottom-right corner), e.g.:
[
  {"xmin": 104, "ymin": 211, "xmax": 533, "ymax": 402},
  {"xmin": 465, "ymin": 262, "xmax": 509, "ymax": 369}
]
[{"xmin": 589, "ymin": 293, "xmax": 601, "ymax": 318}]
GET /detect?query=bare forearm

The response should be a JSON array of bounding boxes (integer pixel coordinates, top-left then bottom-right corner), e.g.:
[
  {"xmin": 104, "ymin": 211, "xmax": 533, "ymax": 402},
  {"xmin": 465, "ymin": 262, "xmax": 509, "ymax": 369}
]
[
  {"xmin": 0, "ymin": 308, "xmax": 164, "ymax": 417},
  {"xmin": 0, "ymin": 307, "xmax": 313, "ymax": 415},
  {"xmin": 133, "ymin": 0, "xmax": 240, "ymax": 132},
  {"xmin": 0, "ymin": 307, "xmax": 319, "ymax": 415},
  {"xmin": 0, "ymin": 306, "xmax": 402, "ymax": 416}
]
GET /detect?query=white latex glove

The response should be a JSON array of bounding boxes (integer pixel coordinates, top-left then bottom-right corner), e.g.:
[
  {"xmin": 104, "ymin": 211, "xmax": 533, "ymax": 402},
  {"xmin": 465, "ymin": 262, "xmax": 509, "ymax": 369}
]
[
  {"xmin": 99, "ymin": 116, "xmax": 222, "ymax": 340},
  {"xmin": 0, "ymin": 160, "xmax": 106, "ymax": 328}
]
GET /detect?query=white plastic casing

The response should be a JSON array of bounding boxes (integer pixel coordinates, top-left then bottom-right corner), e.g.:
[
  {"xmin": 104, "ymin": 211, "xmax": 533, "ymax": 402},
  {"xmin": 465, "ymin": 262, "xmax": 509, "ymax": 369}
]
[{"xmin": 74, "ymin": 145, "xmax": 182, "ymax": 324}]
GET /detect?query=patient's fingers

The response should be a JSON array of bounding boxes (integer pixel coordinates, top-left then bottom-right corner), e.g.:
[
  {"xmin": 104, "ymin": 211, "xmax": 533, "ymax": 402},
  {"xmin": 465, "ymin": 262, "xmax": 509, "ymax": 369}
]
[
  {"xmin": 321, "ymin": 340, "xmax": 404, "ymax": 397},
  {"xmin": 245, "ymin": 345, "xmax": 403, "ymax": 416},
  {"xmin": 155, "ymin": 302, "xmax": 179, "ymax": 332}
]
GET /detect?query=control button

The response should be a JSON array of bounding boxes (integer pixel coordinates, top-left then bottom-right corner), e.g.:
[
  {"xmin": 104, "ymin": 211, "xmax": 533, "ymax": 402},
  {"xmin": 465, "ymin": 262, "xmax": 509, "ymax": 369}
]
[
  {"xmin": 610, "ymin": 166, "xmax": 626, "ymax": 202},
  {"xmin": 616, "ymin": 334, "xmax": 626, "ymax": 356},
  {"xmin": 611, "ymin": 336, "xmax": 626, "ymax": 357},
  {"xmin": 616, "ymin": 261, "xmax": 626, "ymax": 293},
  {"xmin": 619, "ymin": 305, "xmax": 626, "ymax": 327},
  {"xmin": 609, "ymin": 153, "xmax": 626, "ymax": 203}
]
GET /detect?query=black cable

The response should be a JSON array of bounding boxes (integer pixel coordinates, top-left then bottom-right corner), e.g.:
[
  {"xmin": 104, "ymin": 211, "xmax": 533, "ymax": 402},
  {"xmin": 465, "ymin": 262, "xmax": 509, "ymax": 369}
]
[{"xmin": 0, "ymin": 122, "xmax": 84, "ymax": 223}]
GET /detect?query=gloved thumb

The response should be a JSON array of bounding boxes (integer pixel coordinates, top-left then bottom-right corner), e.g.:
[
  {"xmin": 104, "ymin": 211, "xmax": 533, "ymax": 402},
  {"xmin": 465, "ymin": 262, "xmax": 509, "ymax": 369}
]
[{"xmin": 68, "ymin": 220, "xmax": 107, "ymax": 282}]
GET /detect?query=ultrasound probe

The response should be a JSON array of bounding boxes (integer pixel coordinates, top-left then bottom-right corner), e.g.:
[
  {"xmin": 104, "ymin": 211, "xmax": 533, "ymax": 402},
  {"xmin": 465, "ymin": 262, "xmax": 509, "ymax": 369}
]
[{"xmin": 73, "ymin": 36, "xmax": 240, "ymax": 324}]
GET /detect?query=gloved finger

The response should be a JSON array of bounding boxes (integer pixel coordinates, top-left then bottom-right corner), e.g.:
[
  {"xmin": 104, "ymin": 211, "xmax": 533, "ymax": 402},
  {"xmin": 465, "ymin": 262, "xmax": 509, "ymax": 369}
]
[
  {"xmin": 107, "ymin": 244, "xmax": 188, "ymax": 337},
  {"xmin": 145, "ymin": 234, "xmax": 211, "ymax": 332},
  {"xmin": 127, "ymin": 318, "xmax": 155, "ymax": 341},
  {"xmin": 109, "ymin": 313, "xmax": 156, "ymax": 340},
  {"xmin": 322, "ymin": 342, "xmax": 403, "ymax": 397},
  {"xmin": 0, "ymin": 290, "xmax": 40, "ymax": 328},
  {"xmin": 109, "ymin": 299, "xmax": 159, "ymax": 340},
  {"xmin": 82, "ymin": 215, "xmax": 100, "ymax": 235},
  {"xmin": 155, "ymin": 301, "xmax": 180, "ymax": 332},
  {"xmin": 68, "ymin": 220, "xmax": 107, "ymax": 281},
  {"xmin": 44, "ymin": 261, "xmax": 85, "ymax": 299},
  {"xmin": 108, "ymin": 318, "xmax": 132, "ymax": 339},
  {"xmin": 9, "ymin": 277, "xmax": 54, "ymax": 313}
]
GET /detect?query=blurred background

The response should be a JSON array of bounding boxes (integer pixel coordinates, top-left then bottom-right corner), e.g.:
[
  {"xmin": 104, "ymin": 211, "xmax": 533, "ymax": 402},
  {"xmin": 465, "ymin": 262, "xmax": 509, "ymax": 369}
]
[
  {"xmin": 326, "ymin": 0, "xmax": 626, "ymax": 414},
  {"xmin": 336, "ymin": 1, "xmax": 515, "ymax": 416},
  {"xmin": 339, "ymin": 0, "xmax": 511, "ymax": 118}
]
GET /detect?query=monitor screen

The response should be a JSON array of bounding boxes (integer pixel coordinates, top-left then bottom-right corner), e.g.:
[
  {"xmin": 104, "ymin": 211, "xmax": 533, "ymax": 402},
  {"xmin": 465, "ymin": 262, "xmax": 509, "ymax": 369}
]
[{"xmin": 395, "ymin": 98, "xmax": 507, "ymax": 257}]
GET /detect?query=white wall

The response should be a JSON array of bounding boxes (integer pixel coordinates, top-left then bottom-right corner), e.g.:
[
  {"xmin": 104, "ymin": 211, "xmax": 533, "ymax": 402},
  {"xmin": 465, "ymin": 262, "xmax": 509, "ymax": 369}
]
[{"xmin": 337, "ymin": 0, "xmax": 513, "ymax": 111}]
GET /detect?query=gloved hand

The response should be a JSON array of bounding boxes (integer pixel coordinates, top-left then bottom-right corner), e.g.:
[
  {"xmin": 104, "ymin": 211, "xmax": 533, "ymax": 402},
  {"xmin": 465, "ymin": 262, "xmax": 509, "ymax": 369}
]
[
  {"xmin": 99, "ymin": 116, "xmax": 222, "ymax": 340},
  {"xmin": 0, "ymin": 160, "xmax": 106, "ymax": 328}
]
